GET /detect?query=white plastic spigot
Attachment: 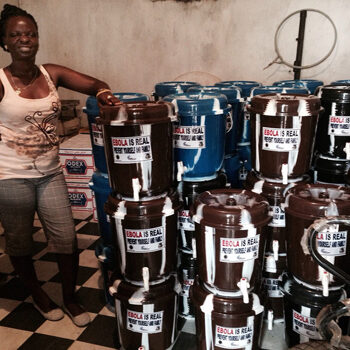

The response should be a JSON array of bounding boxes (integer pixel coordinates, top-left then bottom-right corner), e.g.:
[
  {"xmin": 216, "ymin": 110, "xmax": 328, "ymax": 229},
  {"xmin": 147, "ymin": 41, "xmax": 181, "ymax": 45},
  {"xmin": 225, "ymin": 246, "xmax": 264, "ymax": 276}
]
[
  {"xmin": 177, "ymin": 161, "xmax": 187, "ymax": 182},
  {"xmin": 267, "ymin": 309, "xmax": 274, "ymax": 330},
  {"xmin": 192, "ymin": 238, "xmax": 197, "ymax": 259},
  {"xmin": 272, "ymin": 240, "xmax": 279, "ymax": 261},
  {"xmin": 281, "ymin": 163, "xmax": 288, "ymax": 185},
  {"xmin": 237, "ymin": 277, "xmax": 250, "ymax": 304},
  {"xmin": 143, "ymin": 267, "xmax": 150, "ymax": 292},
  {"xmin": 322, "ymin": 270, "xmax": 329, "ymax": 297},
  {"xmin": 344, "ymin": 142, "xmax": 350, "ymax": 160},
  {"xmin": 132, "ymin": 178, "xmax": 141, "ymax": 201}
]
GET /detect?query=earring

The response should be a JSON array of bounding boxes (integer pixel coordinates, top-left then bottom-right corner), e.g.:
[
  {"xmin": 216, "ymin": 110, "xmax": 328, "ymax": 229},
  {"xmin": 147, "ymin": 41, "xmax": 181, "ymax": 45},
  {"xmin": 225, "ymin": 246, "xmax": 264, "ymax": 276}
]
[{"xmin": 4, "ymin": 45, "xmax": 7, "ymax": 51}]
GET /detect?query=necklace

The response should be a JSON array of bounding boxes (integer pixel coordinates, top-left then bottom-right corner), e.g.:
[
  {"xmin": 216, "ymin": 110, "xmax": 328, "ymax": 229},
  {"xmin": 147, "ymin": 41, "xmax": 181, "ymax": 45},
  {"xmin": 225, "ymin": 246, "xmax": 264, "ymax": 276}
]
[{"xmin": 8, "ymin": 66, "xmax": 39, "ymax": 95}]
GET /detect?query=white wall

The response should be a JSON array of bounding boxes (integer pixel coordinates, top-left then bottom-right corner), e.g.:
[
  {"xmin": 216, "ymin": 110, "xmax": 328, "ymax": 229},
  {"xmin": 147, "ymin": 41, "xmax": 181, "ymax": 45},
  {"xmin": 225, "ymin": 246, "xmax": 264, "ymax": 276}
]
[{"xmin": 0, "ymin": 0, "xmax": 349, "ymax": 103}]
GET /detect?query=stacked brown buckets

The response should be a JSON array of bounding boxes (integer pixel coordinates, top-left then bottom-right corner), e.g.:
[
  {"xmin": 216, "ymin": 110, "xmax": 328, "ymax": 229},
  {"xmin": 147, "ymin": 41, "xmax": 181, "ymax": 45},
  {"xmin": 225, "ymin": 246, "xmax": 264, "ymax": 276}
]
[
  {"xmin": 247, "ymin": 93, "xmax": 350, "ymax": 347},
  {"xmin": 98, "ymin": 101, "xmax": 181, "ymax": 349}
]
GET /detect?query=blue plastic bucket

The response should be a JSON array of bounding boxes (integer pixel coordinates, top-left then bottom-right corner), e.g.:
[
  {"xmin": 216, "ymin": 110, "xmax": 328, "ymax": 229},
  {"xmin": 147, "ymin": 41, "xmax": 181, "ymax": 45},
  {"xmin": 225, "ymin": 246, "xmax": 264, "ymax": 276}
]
[
  {"xmin": 84, "ymin": 92, "xmax": 149, "ymax": 174},
  {"xmin": 273, "ymin": 79, "xmax": 323, "ymax": 94},
  {"xmin": 154, "ymin": 81, "xmax": 200, "ymax": 100},
  {"xmin": 223, "ymin": 153, "xmax": 241, "ymax": 188},
  {"xmin": 165, "ymin": 92, "xmax": 229, "ymax": 181},
  {"xmin": 89, "ymin": 171, "xmax": 113, "ymax": 245},
  {"xmin": 250, "ymin": 85, "xmax": 310, "ymax": 98},
  {"xmin": 215, "ymin": 80, "xmax": 261, "ymax": 98},
  {"xmin": 187, "ymin": 85, "xmax": 244, "ymax": 154}
]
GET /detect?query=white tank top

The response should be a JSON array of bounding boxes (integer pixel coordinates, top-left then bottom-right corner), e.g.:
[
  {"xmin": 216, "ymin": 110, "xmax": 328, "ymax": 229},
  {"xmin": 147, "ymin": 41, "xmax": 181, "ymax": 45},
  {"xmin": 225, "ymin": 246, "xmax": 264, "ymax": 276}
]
[{"xmin": 0, "ymin": 65, "xmax": 62, "ymax": 179}]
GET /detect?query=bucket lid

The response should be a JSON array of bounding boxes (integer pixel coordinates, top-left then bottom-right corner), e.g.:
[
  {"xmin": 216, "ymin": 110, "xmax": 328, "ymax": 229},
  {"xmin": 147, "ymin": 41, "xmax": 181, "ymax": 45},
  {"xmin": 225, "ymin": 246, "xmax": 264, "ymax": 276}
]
[
  {"xmin": 331, "ymin": 79, "xmax": 350, "ymax": 86},
  {"xmin": 154, "ymin": 81, "xmax": 201, "ymax": 97},
  {"xmin": 104, "ymin": 190, "xmax": 180, "ymax": 219},
  {"xmin": 248, "ymin": 93, "xmax": 321, "ymax": 116},
  {"xmin": 164, "ymin": 91, "xmax": 229, "ymax": 116},
  {"xmin": 191, "ymin": 277, "xmax": 264, "ymax": 315},
  {"xmin": 250, "ymin": 85, "xmax": 309, "ymax": 98},
  {"xmin": 191, "ymin": 188, "xmax": 270, "ymax": 228},
  {"xmin": 280, "ymin": 273, "xmax": 345, "ymax": 308},
  {"xmin": 215, "ymin": 80, "xmax": 261, "ymax": 89},
  {"xmin": 273, "ymin": 79, "xmax": 323, "ymax": 91},
  {"xmin": 314, "ymin": 154, "xmax": 350, "ymax": 175},
  {"xmin": 187, "ymin": 85, "xmax": 243, "ymax": 102},
  {"xmin": 284, "ymin": 183, "xmax": 350, "ymax": 219},
  {"xmin": 84, "ymin": 93, "xmax": 149, "ymax": 115},
  {"xmin": 97, "ymin": 101, "xmax": 176, "ymax": 125},
  {"xmin": 110, "ymin": 274, "xmax": 179, "ymax": 304},
  {"xmin": 318, "ymin": 85, "xmax": 350, "ymax": 102},
  {"xmin": 244, "ymin": 170, "xmax": 310, "ymax": 198}
]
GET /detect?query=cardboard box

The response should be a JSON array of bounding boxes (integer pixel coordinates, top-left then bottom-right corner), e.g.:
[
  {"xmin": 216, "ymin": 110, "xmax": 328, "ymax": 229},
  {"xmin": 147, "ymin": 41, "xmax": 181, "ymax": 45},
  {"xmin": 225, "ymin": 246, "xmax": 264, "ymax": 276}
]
[
  {"xmin": 59, "ymin": 133, "xmax": 95, "ymax": 180},
  {"xmin": 66, "ymin": 181, "xmax": 96, "ymax": 214}
]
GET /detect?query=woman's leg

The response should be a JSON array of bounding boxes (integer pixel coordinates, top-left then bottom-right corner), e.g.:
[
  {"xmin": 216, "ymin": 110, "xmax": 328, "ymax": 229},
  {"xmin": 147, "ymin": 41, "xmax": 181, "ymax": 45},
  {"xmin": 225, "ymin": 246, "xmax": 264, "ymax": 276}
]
[
  {"xmin": 36, "ymin": 172, "xmax": 89, "ymax": 321},
  {"xmin": 0, "ymin": 178, "xmax": 59, "ymax": 312}
]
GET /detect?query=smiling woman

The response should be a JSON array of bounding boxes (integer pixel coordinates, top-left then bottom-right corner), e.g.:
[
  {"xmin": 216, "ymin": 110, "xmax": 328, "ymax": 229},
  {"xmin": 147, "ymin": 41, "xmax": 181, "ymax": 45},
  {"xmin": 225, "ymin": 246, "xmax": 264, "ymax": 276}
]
[{"xmin": 0, "ymin": 3, "xmax": 121, "ymax": 328}]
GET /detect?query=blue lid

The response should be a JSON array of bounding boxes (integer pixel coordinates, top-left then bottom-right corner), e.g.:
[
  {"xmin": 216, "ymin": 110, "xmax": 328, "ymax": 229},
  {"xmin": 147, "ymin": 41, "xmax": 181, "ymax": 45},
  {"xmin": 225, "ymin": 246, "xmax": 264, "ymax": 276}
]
[
  {"xmin": 331, "ymin": 79, "xmax": 350, "ymax": 86},
  {"xmin": 187, "ymin": 85, "xmax": 243, "ymax": 102},
  {"xmin": 215, "ymin": 81, "xmax": 261, "ymax": 98},
  {"xmin": 273, "ymin": 79, "xmax": 323, "ymax": 93},
  {"xmin": 84, "ymin": 92, "xmax": 149, "ymax": 115},
  {"xmin": 164, "ymin": 92, "xmax": 229, "ymax": 116},
  {"xmin": 154, "ymin": 81, "xmax": 201, "ymax": 98},
  {"xmin": 250, "ymin": 85, "xmax": 309, "ymax": 97}
]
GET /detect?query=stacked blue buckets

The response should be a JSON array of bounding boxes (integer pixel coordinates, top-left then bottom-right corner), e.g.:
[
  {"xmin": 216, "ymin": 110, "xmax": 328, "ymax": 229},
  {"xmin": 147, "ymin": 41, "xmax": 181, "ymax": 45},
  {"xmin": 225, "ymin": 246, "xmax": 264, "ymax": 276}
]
[{"xmin": 85, "ymin": 92, "xmax": 149, "ymax": 311}]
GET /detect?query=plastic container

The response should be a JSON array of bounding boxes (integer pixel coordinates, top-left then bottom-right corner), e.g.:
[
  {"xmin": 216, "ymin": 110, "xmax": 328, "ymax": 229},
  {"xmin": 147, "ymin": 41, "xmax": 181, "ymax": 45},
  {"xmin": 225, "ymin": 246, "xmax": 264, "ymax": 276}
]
[
  {"xmin": 98, "ymin": 101, "xmax": 176, "ymax": 199},
  {"xmin": 154, "ymin": 81, "xmax": 200, "ymax": 100},
  {"xmin": 248, "ymin": 93, "xmax": 322, "ymax": 181},
  {"xmin": 85, "ymin": 92, "xmax": 149, "ymax": 174},
  {"xmin": 215, "ymin": 80, "xmax": 261, "ymax": 98},
  {"xmin": 191, "ymin": 189, "xmax": 270, "ymax": 294},
  {"xmin": 104, "ymin": 190, "xmax": 181, "ymax": 282},
  {"xmin": 165, "ymin": 92, "xmax": 229, "ymax": 181},
  {"xmin": 273, "ymin": 79, "xmax": 323, "ymax": 94}
]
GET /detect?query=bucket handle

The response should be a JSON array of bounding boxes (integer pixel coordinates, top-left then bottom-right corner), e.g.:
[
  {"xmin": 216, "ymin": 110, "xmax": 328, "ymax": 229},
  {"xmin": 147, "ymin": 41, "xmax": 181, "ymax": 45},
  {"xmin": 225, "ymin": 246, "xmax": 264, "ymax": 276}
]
[{"xmin": 307, "ymin": 216, "xmax": 350, "ymax": 285}]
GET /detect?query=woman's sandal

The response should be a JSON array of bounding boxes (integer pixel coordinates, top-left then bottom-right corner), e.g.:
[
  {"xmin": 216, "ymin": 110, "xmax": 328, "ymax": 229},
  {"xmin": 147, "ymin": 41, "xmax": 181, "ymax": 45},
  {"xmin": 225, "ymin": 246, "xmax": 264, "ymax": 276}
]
[
  {"xmin": 63, "ymin": 305, "xmax": 91, "ymax": 327},
  {"xmin": 33, "ymin": 302, "xmax": 64, "ymax": 321}
]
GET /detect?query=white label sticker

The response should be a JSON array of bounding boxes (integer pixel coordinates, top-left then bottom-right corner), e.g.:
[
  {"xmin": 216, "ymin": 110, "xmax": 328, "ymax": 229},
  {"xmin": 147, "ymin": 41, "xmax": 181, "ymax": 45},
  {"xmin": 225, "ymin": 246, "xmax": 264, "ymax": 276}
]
[
  {"xmin": 125, "ymin": 226, "xmax": 165, "ymax": 253},
  {"xmin": 111, "ymin": 136, "xmax": 152, "ymax": 163},
  {"xmin": 91, "ymin": 123, "xmax": 104, "ymax": 146},
  {"xmin": 126, "ymin": 310, "xmax": 163, "ymax": 334},
  {"xmin": 268, "ymin": 205, "xmax": 286, "ymax": 227},
  {"xmin": 292, "ymin": 310, "xmax": 321, "ymax": 340},
  {"xmin": 215, "ymin": 325, "xmax": 254, "ymax": 349},
  {"xmin": 178, "ymin": 210, "xmax": 195, "ymax": 231},
  {"xmin": 262, "ymin": 127, "xmax": 300, "ymax": 152},
  {"xmin": 317, "ymin": 226, "xmax": 347, "ymax": 257},
  {"xmin": 220, "ymin": 235, "xmax": 260, "ymax": 263},
  {"xmin": 328, "ymin": 116, "xmax": 350, "ymax": 136},
  {"xmin": 263, "ymin": 278, "xmax": 283, "ymax": 298},
  {"xmin": 173, "ymin": 126, "xmax": 206, "ymax": 149}
]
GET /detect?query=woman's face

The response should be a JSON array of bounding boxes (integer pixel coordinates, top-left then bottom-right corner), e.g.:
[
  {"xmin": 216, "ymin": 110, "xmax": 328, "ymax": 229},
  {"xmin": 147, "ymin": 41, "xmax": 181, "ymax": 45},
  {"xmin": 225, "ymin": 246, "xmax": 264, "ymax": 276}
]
[{"xmin": 3, "ymin": 15, "xmax": 39, "ymax": 61}]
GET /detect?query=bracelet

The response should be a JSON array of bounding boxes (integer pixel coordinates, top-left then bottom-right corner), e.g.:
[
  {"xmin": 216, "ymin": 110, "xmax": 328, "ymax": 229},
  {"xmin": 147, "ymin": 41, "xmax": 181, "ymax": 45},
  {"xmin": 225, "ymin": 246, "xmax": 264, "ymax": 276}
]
[{"xmin": 96, "ymin": 88, "xmax": 112, "ymax": 98}]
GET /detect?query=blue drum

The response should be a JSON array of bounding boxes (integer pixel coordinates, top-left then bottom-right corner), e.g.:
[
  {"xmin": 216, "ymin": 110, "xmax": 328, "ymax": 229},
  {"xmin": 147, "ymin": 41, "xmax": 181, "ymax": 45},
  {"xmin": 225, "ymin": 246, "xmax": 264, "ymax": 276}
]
[
  {"xmin": 165, "ymin": 92, "xmax": 229, "ymax": 181},
  {"xmin": 331, "ymin": 79, "xmax": 350, "ymax": 86},
  {"xmin": 273, "ymin": 79, "xmax": 323, "ymax": 94},
  {"xmin": 154, "ymin": 81, "xmax": 200, "ymax": 100},
  {"xmin": 84, "ymin": 92, "xmax": 149, "ymax": 174},
  {"xmin": 89, "ymin": 171, "xmax": 113, "ymax": 245},
  {"xmin": 215, "ymin": 80, "xmax": 261, "ymax": 98},
  {"xmin": 223, "ymin": 152, "xmax": 241, "ymax": 188},
  {"xmin": 187, "ymin": 85, "xmax": 244, "ymax": 154}
]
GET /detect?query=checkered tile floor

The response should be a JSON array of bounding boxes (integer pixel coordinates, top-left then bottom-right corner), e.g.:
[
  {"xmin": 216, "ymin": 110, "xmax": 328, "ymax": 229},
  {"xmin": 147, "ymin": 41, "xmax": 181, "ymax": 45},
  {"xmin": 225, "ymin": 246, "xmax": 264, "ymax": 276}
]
[{"xmin": 0, "ymin": 211, "xmax": 197, "ymax": 350}]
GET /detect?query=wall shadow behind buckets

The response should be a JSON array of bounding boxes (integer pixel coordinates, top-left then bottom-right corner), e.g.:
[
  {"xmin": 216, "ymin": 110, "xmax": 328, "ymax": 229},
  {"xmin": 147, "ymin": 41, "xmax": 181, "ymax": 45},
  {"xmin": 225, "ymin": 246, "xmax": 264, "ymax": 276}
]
[{"xmin": 97, "ymin": 101, "xmax": 177, "ymax": 200}]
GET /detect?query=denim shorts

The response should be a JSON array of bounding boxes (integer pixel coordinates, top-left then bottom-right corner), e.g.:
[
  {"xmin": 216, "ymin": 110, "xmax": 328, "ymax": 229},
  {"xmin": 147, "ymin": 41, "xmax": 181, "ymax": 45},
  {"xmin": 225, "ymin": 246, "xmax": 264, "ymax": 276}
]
[{"xmin": 0, "ymin": 171, "xmax": 77, "ymax": 256}]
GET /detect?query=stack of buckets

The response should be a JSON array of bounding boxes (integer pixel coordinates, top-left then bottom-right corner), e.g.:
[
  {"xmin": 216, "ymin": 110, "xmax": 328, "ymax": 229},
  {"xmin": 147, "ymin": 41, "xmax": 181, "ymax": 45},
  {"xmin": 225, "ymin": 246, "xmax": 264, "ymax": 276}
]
[
  {"xmin": 163, "ymin": 91, "xmax": 229, "ymax": 321},
  {"xmin": 164, "ymin": 91, "xmax": 271, "ymax": 349},
  {"xmin": 85, "ymin": 93, "xmax": 149, "ymax": 312},
  {"xmin": 246, "ymin": 92, "xmax": 350, "ymax": 347},
  {"xmin": 214, "ymin": 80, "xmax": 262, "ymax": 187},
  {"xmin": 313, "ymin": 85, "xmax": 350, "ymax": 186},
  {"xmin": 96, "ymin": 100, "xmax": 182, "ymax": 349}
]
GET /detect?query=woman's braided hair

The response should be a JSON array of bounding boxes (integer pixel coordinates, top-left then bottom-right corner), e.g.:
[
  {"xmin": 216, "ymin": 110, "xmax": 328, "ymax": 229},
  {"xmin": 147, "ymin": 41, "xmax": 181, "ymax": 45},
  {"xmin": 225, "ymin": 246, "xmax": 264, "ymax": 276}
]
[{"xmin": 0, "ymin": 4, "xmax": 38, "ymax": 51}]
